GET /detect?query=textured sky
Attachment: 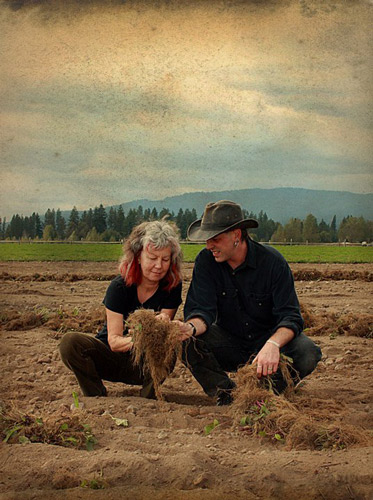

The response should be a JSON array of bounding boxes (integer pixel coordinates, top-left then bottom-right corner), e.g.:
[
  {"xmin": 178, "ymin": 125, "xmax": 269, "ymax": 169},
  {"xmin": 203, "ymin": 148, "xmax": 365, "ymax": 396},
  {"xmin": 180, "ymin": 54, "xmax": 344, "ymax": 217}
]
[{"xmin": 0, "ymin": 0, "xmax": 372, "ymax": 218}]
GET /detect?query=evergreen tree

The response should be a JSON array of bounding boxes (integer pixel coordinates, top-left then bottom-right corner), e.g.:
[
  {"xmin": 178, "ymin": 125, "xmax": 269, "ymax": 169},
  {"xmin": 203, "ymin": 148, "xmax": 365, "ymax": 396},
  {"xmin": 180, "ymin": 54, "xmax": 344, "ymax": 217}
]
[
  {"xmin": 8, "ymin": 214, "xmax": 23, "ymax": 239},
  {"xmin": 93, "ymin": 204, "xmax": 107, "ymax": 234},
  {"xmin": 67, "ymin": 207, "xmax": 80, "ymax": 238},
  {"xmin": 150, "ymin": 207, "xmax": 158, "ymax": 220},
  {"xmin": 136, "ymin": 205, "xmax": 144, "ymax": 224},
  {"xmin": 34, "ymin": 213, "xmax": 43, "ymax": 239},
  {"xmin": 124, "ymin": 208, "xmax": 137, "ymax": 236},
  {"xmin": 144, "ymin": 208, "xmax": 151, "ymax": 221},
  {"xmin": 318, "ymin": 219, "xmax": 331, "ymax": 243},
  {"xmin": 330, "ymin": 215, "xmax": 338, "ymax": 242},
  {"xmin": 44, "ymin": 208, "xmax": 56, "ymax": 229},
  {"xmin": 107, "ymin": 207, "xmax": 117, "ymax": 230},
  {"xmin": 115, "ymin": 206, "xmax": 125, "ymax": 235},
  {"xmin": 56, "ymin": 209, "xmax": 66, "ymax": 240}
]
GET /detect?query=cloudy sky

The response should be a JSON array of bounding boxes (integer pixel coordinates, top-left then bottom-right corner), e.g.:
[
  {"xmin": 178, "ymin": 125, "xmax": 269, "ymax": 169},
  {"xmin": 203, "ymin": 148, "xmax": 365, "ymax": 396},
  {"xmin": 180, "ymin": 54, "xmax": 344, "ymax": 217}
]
[{"xmin": 1, "ymin": 0, "xmax": 372, "ymax": 219}]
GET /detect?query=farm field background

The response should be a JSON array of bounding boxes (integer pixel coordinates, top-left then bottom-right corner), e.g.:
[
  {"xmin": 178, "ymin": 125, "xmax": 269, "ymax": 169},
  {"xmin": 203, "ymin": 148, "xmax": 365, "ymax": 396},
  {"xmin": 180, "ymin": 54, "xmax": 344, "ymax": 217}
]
[
  {"xmin": 0, "ymin": 259, "xmax": 372, "ymax": 499},
  {"xmin": 0, "ymin": 242, "xmax": 372, "ymax": 263}
]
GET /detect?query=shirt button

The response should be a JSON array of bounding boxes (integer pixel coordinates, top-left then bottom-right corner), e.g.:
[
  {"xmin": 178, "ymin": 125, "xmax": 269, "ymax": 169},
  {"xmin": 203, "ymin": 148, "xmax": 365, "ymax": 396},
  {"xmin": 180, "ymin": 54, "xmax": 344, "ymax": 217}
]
[
  {"xmin": 245, "ymin": 322, "xmax": 249, "ymax": 326},
  {"xmin": 248, "ymin": 335, "xmax": 252, "ymax": 339},
  {"xmin": 259, "ymin": 303, "xmax": 262, "ymax": 306}
]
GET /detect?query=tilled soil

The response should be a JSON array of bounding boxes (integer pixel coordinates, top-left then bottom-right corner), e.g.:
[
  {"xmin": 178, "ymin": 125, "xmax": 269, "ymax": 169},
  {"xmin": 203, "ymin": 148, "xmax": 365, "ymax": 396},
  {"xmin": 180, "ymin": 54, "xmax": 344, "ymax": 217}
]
[{"xmin": 0, "ymin": 261, "xmax": 372, "ymax": 500}]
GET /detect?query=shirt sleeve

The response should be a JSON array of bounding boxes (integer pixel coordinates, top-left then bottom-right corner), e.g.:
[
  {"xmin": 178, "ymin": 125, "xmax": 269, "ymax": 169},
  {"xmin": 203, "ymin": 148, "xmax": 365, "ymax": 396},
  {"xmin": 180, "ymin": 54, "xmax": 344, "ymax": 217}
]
[
  {"xmin": 184, "ymin": 250, "xmax": 217, "ymax": 327},
  {"xmin": 270, "ymin": 262, "xmax": 304, "ymax": 337},
  {"xmin": 162, "ymin": 281, "xmax": 183, "ymax": 309},
  {"xmin": 103, "ymin": 277, "xmax": 127, "ymax": 315}
]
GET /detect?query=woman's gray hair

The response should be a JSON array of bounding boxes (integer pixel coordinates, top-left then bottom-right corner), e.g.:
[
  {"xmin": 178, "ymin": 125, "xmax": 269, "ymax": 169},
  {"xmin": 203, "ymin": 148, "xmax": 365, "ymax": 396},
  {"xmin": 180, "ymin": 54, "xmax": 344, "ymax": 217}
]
[{"xmin": 119, "ymin": 219, "xmax": 182, "ymax": 287}]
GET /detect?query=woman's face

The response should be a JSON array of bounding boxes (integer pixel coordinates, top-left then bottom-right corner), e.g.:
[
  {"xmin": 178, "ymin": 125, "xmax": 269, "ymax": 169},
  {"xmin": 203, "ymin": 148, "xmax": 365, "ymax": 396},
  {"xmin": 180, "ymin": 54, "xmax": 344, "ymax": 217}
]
[{"xmin": 138, "ymin": 244, "xmax": 172, "ymax": 285}]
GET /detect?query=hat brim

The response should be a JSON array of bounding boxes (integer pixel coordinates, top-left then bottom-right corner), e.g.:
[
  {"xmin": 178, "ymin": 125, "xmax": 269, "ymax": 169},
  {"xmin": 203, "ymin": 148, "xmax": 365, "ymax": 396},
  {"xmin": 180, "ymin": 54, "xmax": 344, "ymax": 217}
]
[{"xmin": 187, "ymin": 218, "xmax": 258, "ymax": 242}]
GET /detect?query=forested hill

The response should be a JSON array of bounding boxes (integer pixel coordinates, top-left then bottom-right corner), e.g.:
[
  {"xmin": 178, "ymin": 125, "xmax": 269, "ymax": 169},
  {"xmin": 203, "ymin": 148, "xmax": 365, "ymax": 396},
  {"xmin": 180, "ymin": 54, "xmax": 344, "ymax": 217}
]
[{"xmin": 114, "ymin": 188, "xmax": 373, "ymax": 225}]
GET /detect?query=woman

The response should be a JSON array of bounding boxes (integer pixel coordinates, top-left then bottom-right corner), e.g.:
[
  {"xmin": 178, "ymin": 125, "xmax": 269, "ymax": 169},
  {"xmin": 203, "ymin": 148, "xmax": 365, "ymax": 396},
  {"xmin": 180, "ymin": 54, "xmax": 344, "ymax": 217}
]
[{"xmin": 59, "ymin": 219, "xmax": 183, "ymax": 399}]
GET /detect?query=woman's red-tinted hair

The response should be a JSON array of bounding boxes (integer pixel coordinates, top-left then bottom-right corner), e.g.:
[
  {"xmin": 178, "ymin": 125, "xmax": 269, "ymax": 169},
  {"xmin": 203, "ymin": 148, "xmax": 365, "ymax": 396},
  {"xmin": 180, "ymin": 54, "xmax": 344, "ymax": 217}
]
[{"xmin": 119, "ymin": 256, "xmax": 181, "ymax": 292}]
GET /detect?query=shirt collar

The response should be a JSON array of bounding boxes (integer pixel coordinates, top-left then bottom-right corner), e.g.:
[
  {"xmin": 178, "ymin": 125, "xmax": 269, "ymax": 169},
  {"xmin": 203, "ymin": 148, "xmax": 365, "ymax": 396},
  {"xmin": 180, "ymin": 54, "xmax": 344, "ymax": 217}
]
[{"xmin": 238, "ymin": 237, "xmax": 257, "ymax": 270}]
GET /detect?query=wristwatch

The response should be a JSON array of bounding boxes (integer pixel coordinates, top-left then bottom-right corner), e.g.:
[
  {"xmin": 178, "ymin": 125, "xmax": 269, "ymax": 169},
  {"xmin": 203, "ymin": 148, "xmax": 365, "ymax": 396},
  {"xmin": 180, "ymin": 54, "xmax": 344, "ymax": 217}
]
[{"xmin": 187, "ymin": 322, "xmax": 197, "ymax": 337}]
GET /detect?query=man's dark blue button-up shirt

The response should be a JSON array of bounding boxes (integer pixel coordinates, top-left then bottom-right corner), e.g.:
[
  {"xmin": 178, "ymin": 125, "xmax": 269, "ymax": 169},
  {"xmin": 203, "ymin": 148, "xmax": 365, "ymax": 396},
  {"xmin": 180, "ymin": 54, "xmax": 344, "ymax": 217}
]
[{"xmin": 184, "ymin": 238, "xmax": 303, "ymax": 344}]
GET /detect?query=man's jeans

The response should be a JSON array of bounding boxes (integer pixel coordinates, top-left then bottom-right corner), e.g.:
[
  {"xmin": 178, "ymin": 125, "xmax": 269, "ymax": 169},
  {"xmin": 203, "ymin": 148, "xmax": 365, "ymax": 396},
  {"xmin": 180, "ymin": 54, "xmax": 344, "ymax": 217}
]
[
  {"xmin": 182, "ymin": 324, "xmax": 322, "ymax": 397},
  {"xmin": 59, "ymin": 332, "xmax": 156, "ymax": 398}
]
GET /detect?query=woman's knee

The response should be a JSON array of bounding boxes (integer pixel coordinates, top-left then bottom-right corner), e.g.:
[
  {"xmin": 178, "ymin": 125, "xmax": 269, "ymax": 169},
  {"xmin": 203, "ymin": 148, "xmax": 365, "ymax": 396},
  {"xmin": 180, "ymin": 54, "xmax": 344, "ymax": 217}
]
[{"xmin": 59, "ymin": 331, "xmax": 86, "ymax": 363}]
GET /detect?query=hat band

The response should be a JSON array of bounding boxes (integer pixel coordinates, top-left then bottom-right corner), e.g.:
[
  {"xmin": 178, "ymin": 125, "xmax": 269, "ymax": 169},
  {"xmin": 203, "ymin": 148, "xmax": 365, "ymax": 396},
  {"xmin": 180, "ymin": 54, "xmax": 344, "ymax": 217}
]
[{"xmin": 200, "ymin": 221, "xmax": 241, "ymax": 230}]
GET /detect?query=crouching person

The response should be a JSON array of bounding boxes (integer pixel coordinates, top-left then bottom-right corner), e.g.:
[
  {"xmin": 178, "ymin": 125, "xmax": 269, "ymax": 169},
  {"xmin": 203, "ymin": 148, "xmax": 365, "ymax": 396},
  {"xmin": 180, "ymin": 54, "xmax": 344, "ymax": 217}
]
[
  {"xmin": 175, "ymin": 200, "xmax": 322, "ymax": 405},
  {"xmin": 60, "ymin": 220, "xmax": 182, "ymax": 399}
]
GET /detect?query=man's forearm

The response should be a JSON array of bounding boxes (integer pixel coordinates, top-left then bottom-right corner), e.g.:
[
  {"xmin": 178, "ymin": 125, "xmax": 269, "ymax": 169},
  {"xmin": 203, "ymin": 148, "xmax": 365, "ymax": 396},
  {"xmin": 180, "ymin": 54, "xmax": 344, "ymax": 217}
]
[
  {"xmin": 186, "ymin": 317, "xmax": 208, "ymax": 336},
  {"xmin": 268, "ymin": 327, "xmax": 295, "ymax": 348}
]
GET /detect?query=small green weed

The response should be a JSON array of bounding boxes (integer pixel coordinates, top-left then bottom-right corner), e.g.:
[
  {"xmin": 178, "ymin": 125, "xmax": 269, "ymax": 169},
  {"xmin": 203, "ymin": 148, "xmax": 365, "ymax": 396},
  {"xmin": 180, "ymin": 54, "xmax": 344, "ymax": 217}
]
[
  {"xmin": 80, "ymin": 470, "xmax": 108, "ymax": 489},
  {"xmin": 204, "ymin": 419, "xmax": 220, "ymax": 436}
]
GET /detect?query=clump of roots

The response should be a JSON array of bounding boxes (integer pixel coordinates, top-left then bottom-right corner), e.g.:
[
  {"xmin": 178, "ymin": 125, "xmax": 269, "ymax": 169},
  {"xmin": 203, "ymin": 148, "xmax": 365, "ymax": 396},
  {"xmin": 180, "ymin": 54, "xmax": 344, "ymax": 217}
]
[
  {"xmin": 0, "ymin": 405, "xmax": 97, "ymax": 450},
  {"xmin": 231, "ymin": 358, "xmax": 371, "ymax": 450},
  {"xmin": 300, "ymin": 304, "xmax": 373, "ymax": 338},
  {"xmin": 126, "ymin": 309, "xmax": 181, "ymax": 400}
]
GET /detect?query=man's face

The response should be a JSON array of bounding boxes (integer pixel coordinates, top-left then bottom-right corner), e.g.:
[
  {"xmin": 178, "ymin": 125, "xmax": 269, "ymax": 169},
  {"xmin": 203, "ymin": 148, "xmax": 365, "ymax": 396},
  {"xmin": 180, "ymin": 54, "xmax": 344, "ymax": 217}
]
[{"xmin": 205, "ymin": 231, "xmax": 236, "ymax": 263}]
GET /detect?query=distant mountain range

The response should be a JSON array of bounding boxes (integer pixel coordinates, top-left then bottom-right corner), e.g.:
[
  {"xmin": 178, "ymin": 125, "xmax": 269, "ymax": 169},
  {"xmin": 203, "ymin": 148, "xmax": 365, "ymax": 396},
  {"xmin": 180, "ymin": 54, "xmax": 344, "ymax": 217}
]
[
  {"xmin": 110, "ymin": 188, "xmax": 373, "ymax": 225},
  {"xmin": 58, "ymin": 187, "xmax": 372, "ymax": 225}
]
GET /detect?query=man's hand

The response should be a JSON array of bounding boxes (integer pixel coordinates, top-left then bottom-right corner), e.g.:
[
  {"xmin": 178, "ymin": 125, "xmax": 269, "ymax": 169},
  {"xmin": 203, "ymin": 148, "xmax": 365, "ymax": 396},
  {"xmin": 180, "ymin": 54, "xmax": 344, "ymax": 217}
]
[
  {"xmin": 172, "ymin": 320, "xmax": 195, "ymax": 342},
  {"xmin": 252, "ymin": 342, "xmax": 280, "ymax": 378}
]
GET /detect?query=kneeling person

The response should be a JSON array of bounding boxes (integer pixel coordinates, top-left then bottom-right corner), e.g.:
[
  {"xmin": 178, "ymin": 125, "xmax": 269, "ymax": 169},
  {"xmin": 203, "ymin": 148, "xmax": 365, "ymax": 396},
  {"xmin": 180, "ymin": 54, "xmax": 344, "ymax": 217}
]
[
  {"xmin": 176, "ymin": 200, "xmax": 321, "ymax": 405},
  {"xmin": 60, "ymin": 220, "xmax": 182, "ymax": 399}
]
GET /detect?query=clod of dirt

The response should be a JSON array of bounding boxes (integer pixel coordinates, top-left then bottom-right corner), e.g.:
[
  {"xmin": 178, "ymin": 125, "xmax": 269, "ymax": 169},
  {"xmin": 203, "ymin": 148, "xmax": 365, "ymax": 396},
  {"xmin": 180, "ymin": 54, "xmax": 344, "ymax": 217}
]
[{"xmin": 127, "ymin": 309, "xmax": 181, "ymax": 400}]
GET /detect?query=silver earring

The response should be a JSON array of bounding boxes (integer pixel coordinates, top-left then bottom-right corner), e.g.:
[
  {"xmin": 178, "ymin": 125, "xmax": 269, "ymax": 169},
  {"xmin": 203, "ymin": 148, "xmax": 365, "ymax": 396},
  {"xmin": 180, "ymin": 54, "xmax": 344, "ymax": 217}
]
[{"xmin": 234, "ymin": 240, "xmax": 239, "ymax": 247}]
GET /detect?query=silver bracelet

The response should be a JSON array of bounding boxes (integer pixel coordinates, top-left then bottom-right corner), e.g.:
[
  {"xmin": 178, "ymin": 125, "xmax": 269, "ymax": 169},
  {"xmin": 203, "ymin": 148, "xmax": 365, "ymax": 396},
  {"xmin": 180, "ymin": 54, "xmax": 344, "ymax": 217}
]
[{"xmin": 266, "ymin": 339, "xmax": 280, "ymax": 348}]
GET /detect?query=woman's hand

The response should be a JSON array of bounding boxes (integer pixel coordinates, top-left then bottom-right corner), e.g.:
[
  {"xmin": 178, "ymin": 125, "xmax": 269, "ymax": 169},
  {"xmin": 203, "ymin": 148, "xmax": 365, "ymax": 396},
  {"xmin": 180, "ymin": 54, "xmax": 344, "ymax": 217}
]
[{"xmin": 155, "ymin": 312, "xmax": 171, "ymax": 322}]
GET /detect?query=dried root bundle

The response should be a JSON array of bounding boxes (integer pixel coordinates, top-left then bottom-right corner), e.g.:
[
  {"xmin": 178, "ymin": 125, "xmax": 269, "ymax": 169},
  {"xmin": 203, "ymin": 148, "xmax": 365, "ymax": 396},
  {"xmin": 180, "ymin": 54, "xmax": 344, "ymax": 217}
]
[
  {"xmin": 126, "ymin": 309, "xmax": 181, "ymax": 400},
  {"xmin": 231, "ymin": 359, "xmax": 372, "ymax": 450}
]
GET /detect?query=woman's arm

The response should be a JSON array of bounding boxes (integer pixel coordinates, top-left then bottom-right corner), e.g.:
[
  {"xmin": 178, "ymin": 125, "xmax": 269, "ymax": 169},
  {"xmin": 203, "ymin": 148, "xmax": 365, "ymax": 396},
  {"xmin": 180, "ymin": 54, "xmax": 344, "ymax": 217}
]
[{"xmin": 106, "ymin": 308, "xmax": 133, "ymax": 353}]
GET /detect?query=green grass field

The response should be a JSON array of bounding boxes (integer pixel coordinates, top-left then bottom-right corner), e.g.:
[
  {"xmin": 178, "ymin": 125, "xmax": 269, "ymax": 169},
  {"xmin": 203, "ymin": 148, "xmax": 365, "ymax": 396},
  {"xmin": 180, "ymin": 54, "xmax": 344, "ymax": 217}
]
[{"xmin": 0, "ymin": 242, "xmax": 372, "ymax": 263}]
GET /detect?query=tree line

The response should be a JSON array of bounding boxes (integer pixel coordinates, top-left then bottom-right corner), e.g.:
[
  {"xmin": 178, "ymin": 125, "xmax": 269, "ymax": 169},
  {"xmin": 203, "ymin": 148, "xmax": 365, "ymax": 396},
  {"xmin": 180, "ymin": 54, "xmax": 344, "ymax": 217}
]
[{"xmin": 1, "ymin": 205, "xmax": 372, "ymax": 243}]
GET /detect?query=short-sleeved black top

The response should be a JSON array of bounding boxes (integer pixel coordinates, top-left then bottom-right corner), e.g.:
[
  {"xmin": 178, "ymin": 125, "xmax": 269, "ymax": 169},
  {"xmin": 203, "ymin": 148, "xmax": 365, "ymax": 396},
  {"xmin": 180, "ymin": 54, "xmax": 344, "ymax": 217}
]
[{"xmin": 96, "ymin": 275, "xmax": 182, "ymax": 346}]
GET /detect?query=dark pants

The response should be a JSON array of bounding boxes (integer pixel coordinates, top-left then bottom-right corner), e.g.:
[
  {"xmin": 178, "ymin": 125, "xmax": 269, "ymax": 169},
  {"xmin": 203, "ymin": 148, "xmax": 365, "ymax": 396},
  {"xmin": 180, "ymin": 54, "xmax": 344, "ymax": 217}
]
[
  {"xmin": 59, "ymin": 332, "xmax": 156, "ymax": 398},
  {"xmin": 182, "ymin": 324, "xmax": 322, "ymax": 397}
]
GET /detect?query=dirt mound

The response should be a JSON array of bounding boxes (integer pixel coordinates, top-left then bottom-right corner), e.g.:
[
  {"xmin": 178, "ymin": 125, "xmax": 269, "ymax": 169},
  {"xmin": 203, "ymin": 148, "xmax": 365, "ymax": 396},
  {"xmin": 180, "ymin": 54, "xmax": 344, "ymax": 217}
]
[
  {"xmin": 0, "ymin": 307, "xmax": 105, "ymax": 335},
  {"xmin": 301, "ymin": 304, "xmax": 373, "ymax": 338},
  {"xmin": 0, "ymin": 271, "xmax": 116, "ymax": 282},
  {"xmin": 293, "ymin": 269, "xmax": 373, "ymax": 281},
  {"xmin": 1, "ymin": 268, "xmax": 372, "ymax": 282}
]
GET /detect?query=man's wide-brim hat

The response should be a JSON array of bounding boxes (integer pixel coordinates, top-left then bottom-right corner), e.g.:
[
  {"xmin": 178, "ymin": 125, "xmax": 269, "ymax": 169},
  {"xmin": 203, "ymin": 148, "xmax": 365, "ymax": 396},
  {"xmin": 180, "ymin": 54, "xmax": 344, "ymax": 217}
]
[{"xmin": 187, "ymin": 200, "xmax": 258, "ymax": 241}]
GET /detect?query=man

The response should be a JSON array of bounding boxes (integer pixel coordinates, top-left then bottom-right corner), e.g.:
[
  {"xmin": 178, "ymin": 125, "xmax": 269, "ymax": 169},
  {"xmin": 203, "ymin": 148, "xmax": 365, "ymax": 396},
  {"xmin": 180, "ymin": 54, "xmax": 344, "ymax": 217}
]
[{"xmin": 177, "ymin": 200, "xmax": 322, "ymax": 405}]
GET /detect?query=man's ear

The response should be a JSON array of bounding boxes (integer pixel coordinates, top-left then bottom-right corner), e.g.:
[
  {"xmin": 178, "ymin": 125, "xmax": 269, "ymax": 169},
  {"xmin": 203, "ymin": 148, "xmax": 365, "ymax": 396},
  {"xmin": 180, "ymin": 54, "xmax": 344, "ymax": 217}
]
[{"xmin": 233, "ymin": 228, "xmax": 242, "ymax": 240}]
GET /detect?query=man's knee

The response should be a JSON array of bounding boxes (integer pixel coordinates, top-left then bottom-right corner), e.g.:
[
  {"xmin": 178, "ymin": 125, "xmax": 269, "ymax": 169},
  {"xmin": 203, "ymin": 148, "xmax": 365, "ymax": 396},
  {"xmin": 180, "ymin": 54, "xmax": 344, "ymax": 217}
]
[{"xmin": 283, "ymin": 333, "xmax": 322, "ymax": 378}]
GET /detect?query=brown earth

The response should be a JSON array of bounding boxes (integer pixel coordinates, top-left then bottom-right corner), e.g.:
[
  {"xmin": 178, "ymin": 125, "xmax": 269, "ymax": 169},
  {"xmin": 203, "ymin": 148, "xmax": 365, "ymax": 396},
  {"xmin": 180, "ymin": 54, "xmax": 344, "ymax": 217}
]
[{"xmin": 0, "ymin": 261, "xmax": 372, "ymax": 500}]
